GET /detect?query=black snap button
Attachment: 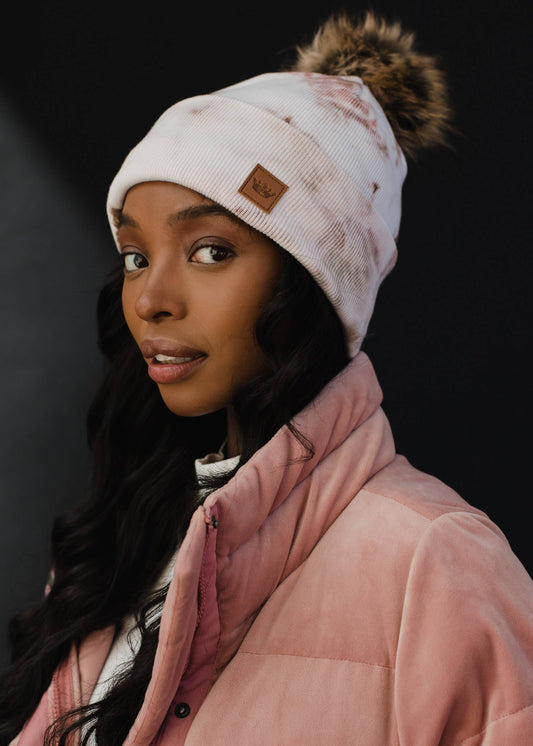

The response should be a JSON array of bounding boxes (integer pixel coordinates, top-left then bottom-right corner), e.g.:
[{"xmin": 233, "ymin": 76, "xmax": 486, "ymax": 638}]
[{"xmin": 174, "ymin": 702, "xmax": 191, "ymax": 719}]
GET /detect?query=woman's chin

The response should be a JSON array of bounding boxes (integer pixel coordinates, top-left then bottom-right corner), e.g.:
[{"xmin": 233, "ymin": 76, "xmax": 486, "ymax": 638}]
[{"xmin": 156, "ymin": 387, "xmax": 230, "ymax": 419}]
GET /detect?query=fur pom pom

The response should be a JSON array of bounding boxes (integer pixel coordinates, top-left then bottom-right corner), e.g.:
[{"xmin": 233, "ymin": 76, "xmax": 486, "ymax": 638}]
[{"xmin": 289, "ymin": 10, "xmax": 456, "ymax": 160}]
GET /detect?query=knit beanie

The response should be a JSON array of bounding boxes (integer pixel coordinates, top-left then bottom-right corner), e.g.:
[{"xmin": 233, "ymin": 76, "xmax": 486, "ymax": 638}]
[{"xmin": 107, "ymin": 11, "xmax": 453, "ymax": 356}]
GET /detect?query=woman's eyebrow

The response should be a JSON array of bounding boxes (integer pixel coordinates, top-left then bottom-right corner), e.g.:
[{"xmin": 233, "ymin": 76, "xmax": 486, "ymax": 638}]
[
  {"xmin": 112, "ymin": 209, "xmax": 138, "ymax": 230},
  {"xmin": 167, "ymin": 204, "xmax": 246, "ymax": 228},
  {"xmin": 114, "ymin": 204, "xmax": 248, "ymax": 231}
]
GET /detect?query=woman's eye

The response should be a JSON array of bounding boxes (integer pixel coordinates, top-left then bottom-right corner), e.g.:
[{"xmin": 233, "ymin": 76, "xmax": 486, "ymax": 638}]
[
  {"xmin": 190, "ymin": 245, "xmax": 233, "ymax": 265},
  {"xmin": 122, "ymin": 253, "xmax": 148, "ymax": 272}
]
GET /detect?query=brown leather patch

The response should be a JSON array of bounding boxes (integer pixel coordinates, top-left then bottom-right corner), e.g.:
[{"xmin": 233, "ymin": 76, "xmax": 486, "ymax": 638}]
[{"xmin": 238, "ymin": 164, "xmax": 288, "ymax": 213}]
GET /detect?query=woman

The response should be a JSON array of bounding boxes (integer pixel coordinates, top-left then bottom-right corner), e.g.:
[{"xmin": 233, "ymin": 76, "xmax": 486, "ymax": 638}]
[{"xmin": 1, "ymin": 10, "xmax": 532, "ymax": 745}]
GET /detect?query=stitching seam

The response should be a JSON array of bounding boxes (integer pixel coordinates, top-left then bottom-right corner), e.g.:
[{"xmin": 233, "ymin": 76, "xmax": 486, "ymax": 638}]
[
  {"xmin": 238, "ymin": 649, "xmax": 394, "ymax": 670},
  {"xmin": 453, "ymin": 702, "xmax": 533, "ymax": 745}
]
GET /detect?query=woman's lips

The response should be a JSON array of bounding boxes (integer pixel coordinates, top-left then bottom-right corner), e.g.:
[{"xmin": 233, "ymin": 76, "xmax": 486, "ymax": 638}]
[
  {"xmin": 148, "ymin": 354, "xmax": 207, "ymax": 384},
  {"xmin": 141, "ymin": 338, "xmax": 207, "ymax": 384}
]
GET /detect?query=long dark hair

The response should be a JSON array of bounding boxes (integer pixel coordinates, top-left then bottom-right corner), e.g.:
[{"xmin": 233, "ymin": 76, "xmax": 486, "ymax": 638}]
[{"xmin": 0, "ymin": 246, "xmax": 349, "ymax": 745}]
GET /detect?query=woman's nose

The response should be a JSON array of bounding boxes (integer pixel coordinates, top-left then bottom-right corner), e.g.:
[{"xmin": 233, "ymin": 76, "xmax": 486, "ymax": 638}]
[{"xmin": 134, "ymin": 264, "xmax": 187, "ymax": 321}]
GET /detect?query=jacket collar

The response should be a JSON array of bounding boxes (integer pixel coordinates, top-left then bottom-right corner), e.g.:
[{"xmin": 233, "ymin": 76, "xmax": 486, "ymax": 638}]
[{"xmin": 202, "ymin": 350, "xmax": 397, "ymax": 670}]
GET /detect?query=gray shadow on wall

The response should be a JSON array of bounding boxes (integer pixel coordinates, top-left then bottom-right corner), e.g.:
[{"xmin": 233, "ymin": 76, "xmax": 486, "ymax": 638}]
[{"xmin": 0, "ymin": 94, "xmax": 112, "ymax": 669}]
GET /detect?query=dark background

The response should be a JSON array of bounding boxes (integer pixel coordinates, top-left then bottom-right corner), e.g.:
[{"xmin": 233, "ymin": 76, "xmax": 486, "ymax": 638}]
[{"xmin": 1, "ymin": 1, "xmax": 531, "ymax": 668}]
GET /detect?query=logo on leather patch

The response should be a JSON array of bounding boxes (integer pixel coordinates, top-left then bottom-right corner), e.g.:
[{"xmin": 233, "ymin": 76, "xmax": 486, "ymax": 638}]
[{"xmin": 238, "ymin": 164, "xmax": 288, "ymax": 213}]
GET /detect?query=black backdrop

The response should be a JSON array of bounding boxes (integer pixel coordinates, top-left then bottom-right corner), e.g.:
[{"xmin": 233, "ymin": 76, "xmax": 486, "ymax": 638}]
[{"xmin": 1, "ymin": 0, "xmax": 531, "ymax": 667}]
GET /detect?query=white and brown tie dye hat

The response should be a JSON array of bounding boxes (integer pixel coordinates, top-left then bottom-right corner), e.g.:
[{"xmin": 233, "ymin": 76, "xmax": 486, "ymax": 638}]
[{"xmin": 107, "ymin": 11, "xmax": 454, "ymax": 356}]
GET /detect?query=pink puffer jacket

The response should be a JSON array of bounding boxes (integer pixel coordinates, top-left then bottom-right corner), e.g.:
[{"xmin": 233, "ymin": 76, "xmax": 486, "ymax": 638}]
[{"xmin": 15, "ymin": 352, "xmax": 533, "ymax": 745}]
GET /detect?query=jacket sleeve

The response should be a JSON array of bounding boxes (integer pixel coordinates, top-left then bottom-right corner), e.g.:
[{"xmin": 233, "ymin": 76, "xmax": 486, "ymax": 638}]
[{"xmin": 394, "ymin": 510, "xmax": 533, "ymax": 745}]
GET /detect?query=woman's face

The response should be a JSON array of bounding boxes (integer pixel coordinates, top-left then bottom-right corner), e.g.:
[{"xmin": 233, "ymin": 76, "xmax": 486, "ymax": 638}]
[{"xmin": 118, "ymin": 181, "xmax": 282, "ymax": 418}]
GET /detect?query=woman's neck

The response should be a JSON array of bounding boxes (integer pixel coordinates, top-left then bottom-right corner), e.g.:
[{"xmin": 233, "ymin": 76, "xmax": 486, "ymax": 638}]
[{"xmin": 225, "ymin": 406, "xmax": 241, "ymax": 458}]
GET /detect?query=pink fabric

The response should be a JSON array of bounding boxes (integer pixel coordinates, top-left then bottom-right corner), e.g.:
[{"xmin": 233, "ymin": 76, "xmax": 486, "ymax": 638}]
[
  {"xmin": 16, "ymin": 626, "xmax": 115, "ymax": 746},
  {"xmin": 124, "ymin": 509, "xmax": 220, "ymax": 746},
  {"xmin": 15, "ymin": 352, "xmax": 533, "ymax": 744},
  {"xmin": 15, "ymin": 689, "xmax": 49, "ymax": 746}
]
